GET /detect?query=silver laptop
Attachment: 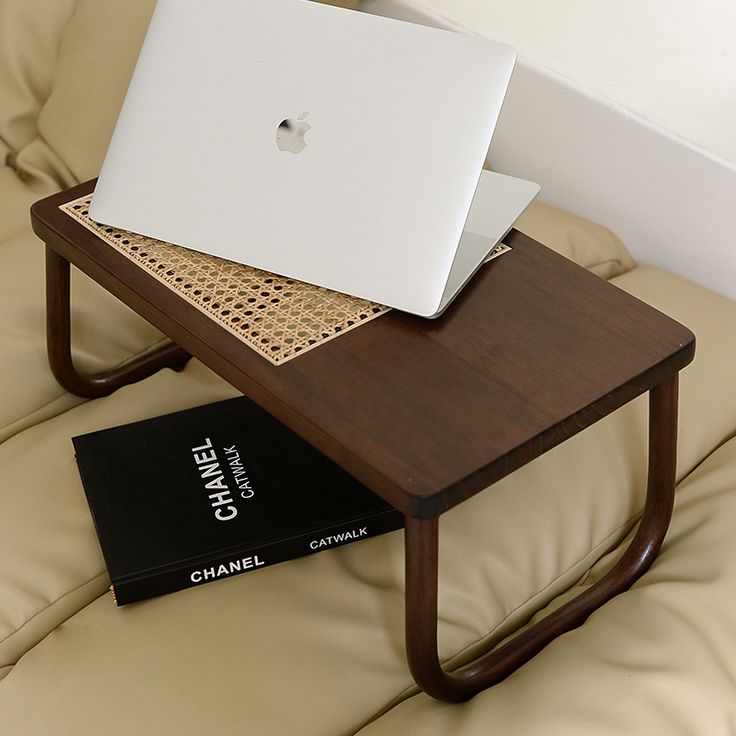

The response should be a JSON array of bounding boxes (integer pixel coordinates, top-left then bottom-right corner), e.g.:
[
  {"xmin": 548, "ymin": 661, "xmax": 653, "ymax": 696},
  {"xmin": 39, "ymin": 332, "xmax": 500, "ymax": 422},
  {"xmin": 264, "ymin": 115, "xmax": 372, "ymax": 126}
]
[{"xmin": 90, "ymin": 0, "xmax": 539, "ymax": 318}]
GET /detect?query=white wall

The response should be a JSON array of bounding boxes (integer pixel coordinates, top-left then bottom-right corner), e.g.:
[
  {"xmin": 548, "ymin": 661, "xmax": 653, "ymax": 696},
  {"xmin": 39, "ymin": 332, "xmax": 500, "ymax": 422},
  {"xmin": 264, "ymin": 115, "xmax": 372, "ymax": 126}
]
[
  {"xmin": 361, "ymin": 0, "xmax": 736, "ymax": 302},
  {"xmin": 363, "ymin": 0, "xmax": 736, "ymax": 165}
]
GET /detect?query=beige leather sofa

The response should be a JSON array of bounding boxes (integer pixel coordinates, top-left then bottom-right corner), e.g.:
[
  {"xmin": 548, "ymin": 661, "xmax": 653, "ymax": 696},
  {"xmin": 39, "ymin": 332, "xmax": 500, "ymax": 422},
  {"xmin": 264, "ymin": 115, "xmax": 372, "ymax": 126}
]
[{"xmin": 2, "ymin": 2, "xmax": 736, "ymax": 733}]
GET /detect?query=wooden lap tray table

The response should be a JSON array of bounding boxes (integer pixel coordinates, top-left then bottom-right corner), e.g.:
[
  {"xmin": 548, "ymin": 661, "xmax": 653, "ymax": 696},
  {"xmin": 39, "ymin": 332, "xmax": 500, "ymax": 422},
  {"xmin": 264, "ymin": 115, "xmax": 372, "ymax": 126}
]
[{"xmin": 32, "ymin": 180, "xmax": 695, "ymax": 702}]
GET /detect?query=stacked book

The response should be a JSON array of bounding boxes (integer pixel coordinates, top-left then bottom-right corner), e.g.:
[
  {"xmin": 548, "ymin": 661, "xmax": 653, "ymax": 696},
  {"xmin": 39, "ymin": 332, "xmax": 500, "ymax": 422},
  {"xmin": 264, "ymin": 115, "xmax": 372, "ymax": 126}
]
[{"xmin": 74, "ymin": 396, "xmax": 403, "ymax": 605}]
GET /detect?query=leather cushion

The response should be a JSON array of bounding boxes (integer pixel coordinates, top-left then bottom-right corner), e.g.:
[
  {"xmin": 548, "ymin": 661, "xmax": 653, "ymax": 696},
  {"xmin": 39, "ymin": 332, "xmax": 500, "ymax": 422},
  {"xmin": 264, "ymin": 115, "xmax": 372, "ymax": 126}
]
[
  {"xmin": 0, "ymin": 360, "xmax": 239, "ymax": 670},
  {"xmin": 515, "ymin": 199, "xmax": 635, "ymax": 279},
  {"xmin": 0, "ymin": 230, "xmax": 165, "ymax": 443},
  {"xmin": 355, "ymin": 433, "xmax": 736, "ymax": 735},
  {"xmin": 0, "ymin": 0, "xmax": 76, "ymax": 241},
  {"xmin": 0, "ymin": 0, "xmax": 75, "ymax": 154}
]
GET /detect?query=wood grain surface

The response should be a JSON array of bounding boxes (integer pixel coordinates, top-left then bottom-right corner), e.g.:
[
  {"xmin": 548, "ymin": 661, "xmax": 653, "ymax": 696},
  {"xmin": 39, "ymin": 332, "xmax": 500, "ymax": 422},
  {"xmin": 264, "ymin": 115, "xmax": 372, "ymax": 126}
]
[{"xmin": 33, "ymin": 180, "xmax": 695, "ymax": 517}]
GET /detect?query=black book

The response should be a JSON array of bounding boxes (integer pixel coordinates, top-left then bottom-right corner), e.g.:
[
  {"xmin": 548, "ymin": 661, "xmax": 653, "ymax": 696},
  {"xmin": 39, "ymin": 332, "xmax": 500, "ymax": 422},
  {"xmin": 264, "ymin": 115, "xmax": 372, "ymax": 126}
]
[{"xmin": 73, "ymin": 396, "xmax": 404, "ymax": 605}]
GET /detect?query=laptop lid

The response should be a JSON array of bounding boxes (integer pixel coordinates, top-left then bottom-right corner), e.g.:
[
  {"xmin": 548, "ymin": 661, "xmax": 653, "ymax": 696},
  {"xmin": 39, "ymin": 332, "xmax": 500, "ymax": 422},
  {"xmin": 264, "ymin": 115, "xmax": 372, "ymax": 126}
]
[{"xmin": 90, "ymin": 0, "xmax": 517, "ymax": 317}]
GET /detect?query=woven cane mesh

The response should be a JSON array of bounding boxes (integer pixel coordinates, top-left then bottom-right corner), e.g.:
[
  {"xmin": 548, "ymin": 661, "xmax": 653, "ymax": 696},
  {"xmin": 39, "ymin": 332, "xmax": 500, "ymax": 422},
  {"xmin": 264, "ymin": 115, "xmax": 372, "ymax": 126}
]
[
  {"xmin": 60, "ymin": 195, "xmax": 510, "ymax": 365},
  {"xmin": 60, "ymin": 195, "xmax": 392, "ymax": 365}
]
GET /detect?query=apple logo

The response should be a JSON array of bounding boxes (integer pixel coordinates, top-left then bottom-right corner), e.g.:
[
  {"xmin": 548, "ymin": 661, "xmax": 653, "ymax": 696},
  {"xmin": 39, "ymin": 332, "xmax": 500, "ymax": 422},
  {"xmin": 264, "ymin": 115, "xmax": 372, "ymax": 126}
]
[{"xmin": 276, "ymin": 112, "xmax": 311, "ymax": 154}]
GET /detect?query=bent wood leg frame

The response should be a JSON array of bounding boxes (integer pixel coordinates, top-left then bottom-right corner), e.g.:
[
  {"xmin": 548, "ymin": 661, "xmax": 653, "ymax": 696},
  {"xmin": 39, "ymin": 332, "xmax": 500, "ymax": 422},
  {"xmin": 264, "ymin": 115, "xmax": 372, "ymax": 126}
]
[
  {"xmin": 405, "ymin": 374, "xmax": 679, "ymax": 702},
  {"xmin": 46, "ymin": 247, "xmax": 190, "ymax": 398}
]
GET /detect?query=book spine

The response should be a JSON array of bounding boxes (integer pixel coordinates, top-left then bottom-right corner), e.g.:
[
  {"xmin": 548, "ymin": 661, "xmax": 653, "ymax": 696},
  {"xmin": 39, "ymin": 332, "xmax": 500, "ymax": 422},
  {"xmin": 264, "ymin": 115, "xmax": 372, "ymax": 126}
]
[{"xmin": 111, "ymin": 509, "xmax": 404, "ymax": 605}]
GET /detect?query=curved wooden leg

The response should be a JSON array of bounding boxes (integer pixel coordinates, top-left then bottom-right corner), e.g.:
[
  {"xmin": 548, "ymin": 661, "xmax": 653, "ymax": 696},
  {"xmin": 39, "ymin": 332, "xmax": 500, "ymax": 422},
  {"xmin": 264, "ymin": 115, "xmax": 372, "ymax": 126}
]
[
  {"xmin": 405, "ymin": 374, "xmax": 679, "ymax": 702},
  {"xmin": 46, "ymin": 247, "xmax": 190, "ymax": 398}
]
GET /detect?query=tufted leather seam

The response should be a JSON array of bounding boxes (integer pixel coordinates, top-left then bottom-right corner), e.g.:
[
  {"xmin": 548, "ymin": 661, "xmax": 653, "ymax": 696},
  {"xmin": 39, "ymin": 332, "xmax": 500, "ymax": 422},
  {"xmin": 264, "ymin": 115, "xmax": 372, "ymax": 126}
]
[
  {"xmin": 0, "ymin": 335, "xmax": 174, "ymax": 444},
  {"xmin": 0, "ymin": 570, "xmax": 108, "ymax": 652}
]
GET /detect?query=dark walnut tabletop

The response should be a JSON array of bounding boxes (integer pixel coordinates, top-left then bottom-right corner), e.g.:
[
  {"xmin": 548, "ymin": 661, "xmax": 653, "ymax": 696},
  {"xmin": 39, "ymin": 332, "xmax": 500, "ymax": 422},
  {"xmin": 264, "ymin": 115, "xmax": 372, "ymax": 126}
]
[{"xmin": 32, "ymin": 180, "xmax": 695, "ymax": 519}]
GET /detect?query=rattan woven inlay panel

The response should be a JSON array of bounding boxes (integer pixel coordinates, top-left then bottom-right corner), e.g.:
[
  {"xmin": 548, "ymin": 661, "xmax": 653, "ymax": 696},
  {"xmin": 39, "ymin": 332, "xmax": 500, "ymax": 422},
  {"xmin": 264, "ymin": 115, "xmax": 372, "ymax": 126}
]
[
  {"xmin": 60, "ymin": 195, "xmax": 510, "ymax": 365},
  {"xmin": 60, "ymin": 195, "xmax": 394, "ymax": 364}
]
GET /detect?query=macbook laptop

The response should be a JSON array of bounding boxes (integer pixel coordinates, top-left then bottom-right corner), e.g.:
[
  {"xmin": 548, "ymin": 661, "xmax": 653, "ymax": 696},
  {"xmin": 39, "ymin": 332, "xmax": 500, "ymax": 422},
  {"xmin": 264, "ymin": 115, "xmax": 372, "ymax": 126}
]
[{"xmin": 90, "ymin": 0, "xmax": 539, "ymax": 318}]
